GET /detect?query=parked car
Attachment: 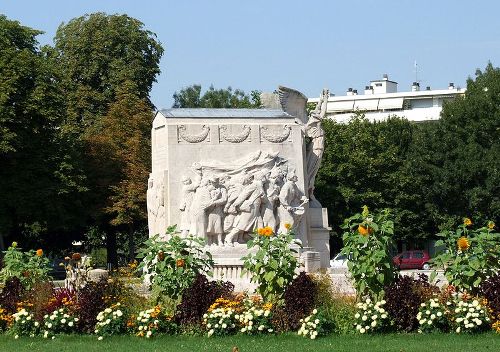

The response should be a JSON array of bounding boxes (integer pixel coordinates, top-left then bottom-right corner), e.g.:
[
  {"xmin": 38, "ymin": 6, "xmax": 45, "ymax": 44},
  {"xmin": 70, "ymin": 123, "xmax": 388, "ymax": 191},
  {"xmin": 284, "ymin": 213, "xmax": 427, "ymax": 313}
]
[
  {"xmin": 393, "ymin": 250, "xmax": 431, "ymax": 270},
  {"xmin": 330, "ymin": 252, "xmax": 350, "ymax": 269}
]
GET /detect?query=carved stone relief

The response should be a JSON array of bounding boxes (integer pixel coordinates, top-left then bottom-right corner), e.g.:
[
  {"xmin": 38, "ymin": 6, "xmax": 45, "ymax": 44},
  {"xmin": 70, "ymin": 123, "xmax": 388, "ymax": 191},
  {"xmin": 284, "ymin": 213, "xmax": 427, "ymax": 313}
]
[
  {"xmin": 177, "ymin": 124, "xmax": 210, "ymax": 143},
  {"xmin": 177, "ymin": 151, "xmax": 305, "ymax": 247},
  {"xmin": 219, "ymin": 124, "xmax": 251, "ymax": 143},
  {"xmin": 260, "ymin": 124, "xmax": 292, "ymax": 143}
]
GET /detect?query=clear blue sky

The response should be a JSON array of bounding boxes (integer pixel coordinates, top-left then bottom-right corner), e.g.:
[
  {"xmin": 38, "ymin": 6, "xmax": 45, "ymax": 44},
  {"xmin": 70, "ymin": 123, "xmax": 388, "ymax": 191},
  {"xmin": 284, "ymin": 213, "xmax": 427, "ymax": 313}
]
[{"xmin": 2, "ymin": 0, "xmax": 499, "ymax": 109}]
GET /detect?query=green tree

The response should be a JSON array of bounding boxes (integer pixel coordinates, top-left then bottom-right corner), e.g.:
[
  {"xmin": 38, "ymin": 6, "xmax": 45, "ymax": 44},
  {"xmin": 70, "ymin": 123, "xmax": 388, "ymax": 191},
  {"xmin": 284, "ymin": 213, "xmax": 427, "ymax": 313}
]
[
  {"xmin": 414, "ymin": 63, "xmax": 500, "ymax": 230},
  {"xmin": 86, "ymin": 83, "xmax": 153, "ymax": 260},
  {"xmin": 172, "ymin": 84, "xmax": 261, "ymax": 108},
  {"xmin": 0, "ymin": 16, "xmax": 87, "ymax": 250},
  {"xmin": 315, "ymin": 114, "xmax": 426, "ymax": 248},
  {"xmin": 54, "ymin": 13, "xmax": 164, "ymax": 129},
  {"xmin": 53, "ymin": 13, "xmax": 164, "ymax": 264}
]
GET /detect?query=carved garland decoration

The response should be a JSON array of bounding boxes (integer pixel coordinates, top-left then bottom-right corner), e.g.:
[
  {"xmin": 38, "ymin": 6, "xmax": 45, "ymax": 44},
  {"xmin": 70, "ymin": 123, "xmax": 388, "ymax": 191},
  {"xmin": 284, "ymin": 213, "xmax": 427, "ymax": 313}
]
[
  {"xmin": 260, "ymin": 125, "xmax": 292, "ymax": 143},
  {"xmin": 178, "ymin": 125, "xmax": 210, "ymax": 143},
  {"xmin": 220, "ymin": 125, "xmax": 251, "ymax": 143}
]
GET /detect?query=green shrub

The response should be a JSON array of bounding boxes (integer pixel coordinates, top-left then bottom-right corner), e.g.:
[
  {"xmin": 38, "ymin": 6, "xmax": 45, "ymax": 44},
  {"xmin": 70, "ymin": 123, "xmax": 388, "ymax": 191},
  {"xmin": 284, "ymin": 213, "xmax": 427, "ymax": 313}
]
[
  {"xmin": 431, "ymin": 219, "xmax": 500, "ymax": 292},
  {"xmin": 90, "ymin": 248, "xmax": 107, "ymax": 268},
  {"xmin": 137, "ymin": 226, "xmax": 214, "ymax": 301},
  {"xmin": 312, "ymin": 273, "xmax": 357, "ymax": 334},
  {"xmin": 242, "ymin": 226, "xmax": 300, "ymax": 302},
  {"xmin": 341, "ymin": 206, "xmax": 396, "ymax": 300},
  {"xmin": 0, "ymin": 243, "xmax": 51, "ymax": 290}
]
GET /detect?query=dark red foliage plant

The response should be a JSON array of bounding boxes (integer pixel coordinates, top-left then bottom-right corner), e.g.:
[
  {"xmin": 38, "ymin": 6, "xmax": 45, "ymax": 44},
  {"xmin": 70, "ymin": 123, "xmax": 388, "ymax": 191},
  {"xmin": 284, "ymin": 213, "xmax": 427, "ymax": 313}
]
[
  {"xmin": 384, "ymin": 274, "xmax": 438, "ymax": 332},
  {"xmin": 175, "ymin": 274, "xmax": 234, "ymax": 326},
  {"xmin": 273, "ymin": 272, "xmax": 317, "ymax": 331},
  {"xmin": 479, "ymin": 273, "xmax": 500, "ymax": 324},
  {"xmin": 0, "ymin": 277, "xmax": 26, "ymax": 314},
  {"xmin": 74, "ymin": 279, "xmax": 107, "ymax": 333}
]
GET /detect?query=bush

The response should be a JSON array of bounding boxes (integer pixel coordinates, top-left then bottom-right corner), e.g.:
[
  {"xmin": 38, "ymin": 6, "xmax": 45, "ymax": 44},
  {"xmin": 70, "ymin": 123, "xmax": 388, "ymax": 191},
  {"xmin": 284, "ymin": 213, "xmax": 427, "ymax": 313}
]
[
  {"xmin": 74, "ymin": 280, "xmax": 107, "ymax": 333},
  {"xmin": 0, "ymin": 276, "xmax": 25, "ymax": 314},
  {"xmin": 479, "ymin": 273, "xmax": 500, "ymax": 326},
  {"xmin": 242, "ymin": 226, "xmax": 300, "ymax": 302},
  {"xmin": 431, "ymin": 219, "xmax": 500, "ymax": 292},
  {"xmin": 384, "ymin": 274, "xmax": 438, "ymax": 332},
  {"xmin": 175, "ymin": 274, "xmax": 234, "ymax": 326},
  {"xmin": 275, "ymin": 272, "xmax": 317, "ymax": 331},
  {"xmin": 341, "ymin": 206, "xmax": 396, "ymax": 300},
  {"xmin": 297, "ymin": 308, "xmax": 334, "ymax": 339},
  {"xmin": 312, "ymin": 273, "xmax": 357, "ymax": 334},
  {"xmin": 137, "ymin": 228, "xmax": 214, "ymax": 300},
  {"xmin": 0, "ymin": 243, "xmax": 51, "ymax": 290}
]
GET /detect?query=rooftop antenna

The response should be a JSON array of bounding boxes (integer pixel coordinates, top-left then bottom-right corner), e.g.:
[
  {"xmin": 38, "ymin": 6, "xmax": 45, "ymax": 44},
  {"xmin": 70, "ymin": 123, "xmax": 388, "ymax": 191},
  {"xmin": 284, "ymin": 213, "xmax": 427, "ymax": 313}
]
[{"xmin": 414, "ymin": 60, "xmax": 418, "ymax": 83}]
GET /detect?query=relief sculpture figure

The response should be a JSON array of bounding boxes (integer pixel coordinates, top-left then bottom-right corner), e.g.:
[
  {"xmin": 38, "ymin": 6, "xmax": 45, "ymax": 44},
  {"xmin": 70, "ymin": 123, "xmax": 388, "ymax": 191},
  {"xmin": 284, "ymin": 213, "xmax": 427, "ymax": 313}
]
[
  {"xmin": 179, "ymin": 176, "xmax": 197, "ymax": 237},
  {"xmin": 189, "ymin": 178, "xmax": 214, "ymax": 240},
  {"xmin": 261, "ymin": 168, "xmax": 283, "ymax": 233},
  {"xmin": 206, "ymin": 176, "xmax": 228, "ymax": 246},
  {"xmin": 278, "ymin": 171, "xmax": 308, "ymax": 234},
  {"xmin": 225, "ymin": 171, "xmax": 267, "ymax": 246}
]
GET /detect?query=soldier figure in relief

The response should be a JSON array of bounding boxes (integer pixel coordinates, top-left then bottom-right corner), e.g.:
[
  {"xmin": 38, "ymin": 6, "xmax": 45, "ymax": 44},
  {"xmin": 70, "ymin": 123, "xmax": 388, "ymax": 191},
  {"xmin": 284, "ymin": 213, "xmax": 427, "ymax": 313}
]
[
  {"xmin": 206, "ymin": 176, "xmax": 228, "ymax": 246},
  {"xmin": 225, "ymin": 171, "xmax": 267, "ymax": 246},
  {"xmin": 278, "ymin": 171, "xmax": 308, "ymax": 234},
  {"xmin": 179, "ymin": 176, "xmax": 197, "ymax": 237}
]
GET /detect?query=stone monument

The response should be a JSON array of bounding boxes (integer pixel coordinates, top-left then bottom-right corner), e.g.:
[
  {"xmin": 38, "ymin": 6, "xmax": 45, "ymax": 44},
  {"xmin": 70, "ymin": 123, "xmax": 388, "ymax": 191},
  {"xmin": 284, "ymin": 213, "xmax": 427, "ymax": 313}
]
[{"xmin": 148, "ymin": 87, "xmax": 331, "ymax": 289}]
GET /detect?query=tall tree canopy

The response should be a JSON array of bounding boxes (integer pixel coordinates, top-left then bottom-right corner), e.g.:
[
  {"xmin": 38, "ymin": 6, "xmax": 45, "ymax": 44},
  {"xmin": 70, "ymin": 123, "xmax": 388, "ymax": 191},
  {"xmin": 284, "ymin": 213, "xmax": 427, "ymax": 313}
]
[
  {"xmin": 53, "ymin": 13, "xmax": 164, "ymax": 262},
  {"xmin": 172, "ymin": 85, "xmax": 261, "ymax": 108},
  {"xmin": 0, "ymin": 16, "xmax": 87, "ymax": 249},
  {"xmin": 54, "ymin": 13, "xmax": 164, "ymax": 129},
  {"xmin": 412, "ymin": 63, "xmax": 500, "ymax": 229}
]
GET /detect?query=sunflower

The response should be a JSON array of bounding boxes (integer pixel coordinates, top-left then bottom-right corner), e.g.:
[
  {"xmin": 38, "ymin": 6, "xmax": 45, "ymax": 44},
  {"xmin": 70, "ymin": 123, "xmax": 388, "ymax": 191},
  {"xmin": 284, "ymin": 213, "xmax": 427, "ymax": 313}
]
[
  {"xmin": 457, "ymin": 236, "xmax": 470, "ymax": 251},
  {"xmin": 463, "ymin": 218, "xmax": 472, "ymax": 227},
  {"xmin": 358, "ymin": 225, "xmax": 372, "ymax": 236},
  {"xmin": 487, "ymin": 221, "xmax": 495, "ymax": 230},
  {"xmin": 36, "ymin": 249, "xmax": 43, "ymax": 257},
  {"xmin": 284, "ymin": 223, "xmax": 292, "ymax": 231},
  {"xmin": 176, "ymin": 258, "xmax": 185, "ymax": 268}
]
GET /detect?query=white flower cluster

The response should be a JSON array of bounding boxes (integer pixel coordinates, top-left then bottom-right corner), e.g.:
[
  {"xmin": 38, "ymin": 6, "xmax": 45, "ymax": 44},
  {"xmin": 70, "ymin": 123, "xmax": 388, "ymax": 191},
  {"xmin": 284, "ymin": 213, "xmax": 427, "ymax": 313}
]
[
  {"xmin": 354, "ymin": 298, "xmax": 389, "ymax": 334},
  {"xmin": 297, "ymin": 309, "xmax": 321, "ymax": 339},
  {"xmin": 237, "ymin": 306, "xmax": 273, "ymax": 334},
  {"xmin": 95, "ymin": 303, "xmax": 126, "ymax": 340},
  {"xmin": 453, "ymin": 299, "xmax": 490, "ymax": 333},
  {"xmin": 135, "ymin": 307, "xmax": 164, "ymax": 338},
  {"xmin": 203, "ymin": 308, "xmax": 237, "ymax": 337},
  {"xmin": 42, "ymin": 307, "xmax": 79, "ymax": 338},
  {"xmin": 12, "ymin": 308, "xmax": 39, "ymax": 338},
  {"xmin": 417, "ymin": 298, "xmax": 449, "ymax": 332}
]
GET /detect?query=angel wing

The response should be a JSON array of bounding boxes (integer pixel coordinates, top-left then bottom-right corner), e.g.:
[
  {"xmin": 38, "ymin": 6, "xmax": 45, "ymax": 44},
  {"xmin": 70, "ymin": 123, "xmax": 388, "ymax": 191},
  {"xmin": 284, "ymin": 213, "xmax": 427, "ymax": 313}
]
[{"xmin": 277, "ymin": 86, "xmax": 308, "ymax": 123}]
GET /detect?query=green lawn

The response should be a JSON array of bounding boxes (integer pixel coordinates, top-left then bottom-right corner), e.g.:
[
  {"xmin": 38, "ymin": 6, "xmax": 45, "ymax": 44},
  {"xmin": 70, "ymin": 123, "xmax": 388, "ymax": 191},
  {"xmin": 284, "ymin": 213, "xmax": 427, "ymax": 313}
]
[{"xmin": 0, "ymin": 333, "xmax": 498, "ymax": 352}]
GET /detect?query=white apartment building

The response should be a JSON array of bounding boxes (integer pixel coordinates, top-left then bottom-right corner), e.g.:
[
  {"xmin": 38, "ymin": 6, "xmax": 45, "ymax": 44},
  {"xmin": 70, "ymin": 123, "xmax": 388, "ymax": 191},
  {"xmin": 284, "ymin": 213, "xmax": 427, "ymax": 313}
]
[{"xmin": 309, "ymin": 74, "xmax": 466, "ymax": 123}]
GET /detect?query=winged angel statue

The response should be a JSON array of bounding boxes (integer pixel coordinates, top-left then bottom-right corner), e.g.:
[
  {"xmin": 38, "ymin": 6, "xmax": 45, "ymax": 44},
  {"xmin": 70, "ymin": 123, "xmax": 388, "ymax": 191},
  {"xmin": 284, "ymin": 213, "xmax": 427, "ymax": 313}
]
[{"xmin": 278, "ymin": 86, "xmax": 329, "ymax": 208}]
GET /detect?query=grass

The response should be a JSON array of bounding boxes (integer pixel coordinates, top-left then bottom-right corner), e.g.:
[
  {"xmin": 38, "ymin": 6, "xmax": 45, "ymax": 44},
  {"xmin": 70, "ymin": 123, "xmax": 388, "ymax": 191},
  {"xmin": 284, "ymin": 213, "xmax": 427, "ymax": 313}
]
[{"xmin": 0, "ymin": 333, "xmax": 498, "ymax": 352}]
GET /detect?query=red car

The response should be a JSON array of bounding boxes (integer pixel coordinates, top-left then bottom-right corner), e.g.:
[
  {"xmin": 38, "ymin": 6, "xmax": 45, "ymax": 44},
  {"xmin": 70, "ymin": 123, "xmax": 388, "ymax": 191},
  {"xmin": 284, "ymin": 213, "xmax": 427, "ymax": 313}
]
[{"xmin": 393, "ymin": 250, "xmax": 431, "ymax": 270}]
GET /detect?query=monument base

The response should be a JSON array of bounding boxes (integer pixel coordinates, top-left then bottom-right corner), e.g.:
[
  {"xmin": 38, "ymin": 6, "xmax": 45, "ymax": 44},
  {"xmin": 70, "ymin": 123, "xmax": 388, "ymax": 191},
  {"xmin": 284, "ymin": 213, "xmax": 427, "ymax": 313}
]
[{"xmin": 308, "ymin": 207, "xmax": 331, "ymax": 268}]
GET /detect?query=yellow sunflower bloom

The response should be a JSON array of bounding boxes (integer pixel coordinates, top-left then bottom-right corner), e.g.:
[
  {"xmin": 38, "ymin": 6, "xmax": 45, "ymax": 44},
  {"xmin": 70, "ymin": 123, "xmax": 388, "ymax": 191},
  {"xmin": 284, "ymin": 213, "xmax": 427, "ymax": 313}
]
[
  {"xmin": 463, "ymin": 218, "xmax": 472, "ymax": 227},
  {"xmin": 487, "ymin": 221, "xmax": 495, "ymax": 230},
  {"xmin": 457, "ymin": 236, "xmax": 470, "ymax": 251}
]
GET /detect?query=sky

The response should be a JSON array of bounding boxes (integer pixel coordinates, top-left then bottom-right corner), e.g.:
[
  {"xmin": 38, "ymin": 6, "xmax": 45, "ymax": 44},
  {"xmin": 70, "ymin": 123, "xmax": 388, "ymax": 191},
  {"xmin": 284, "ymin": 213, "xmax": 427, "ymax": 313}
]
[{"xmin": 2, "ymin": 0, "xmax": 499, "ymax": 109}]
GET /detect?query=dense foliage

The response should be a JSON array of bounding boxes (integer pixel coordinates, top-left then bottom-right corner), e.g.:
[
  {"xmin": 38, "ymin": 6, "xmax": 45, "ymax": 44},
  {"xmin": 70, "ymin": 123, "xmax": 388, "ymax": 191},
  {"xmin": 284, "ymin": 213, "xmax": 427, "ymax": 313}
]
[
  {"xmin": 341, "ymin": 207, "xmax": 396, "ymax": 299},
  {"xmin": 172, "ymin": 84, "xmax": 261, "ymax": 108},
  {"xmin": 175, "ymin": 274, "xmax": 234, "ymax": 326},
  {"xmin": 137, "ymin": 230, "xmax": 214, "ymax": 301},
  {"xmin": 384, "ymin": 275, "xmax": 437, "ymax": 332},
  {"xmin": 242, "ymin": 227, "xmax": 300, "ymax": 302},
  {"xmin": 431, "ymin": 219, "xmax": 500, "ymax": 292},
  {"xmin": 281, "ymin": 272, "xmax": 317, "ymax": 330}
]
